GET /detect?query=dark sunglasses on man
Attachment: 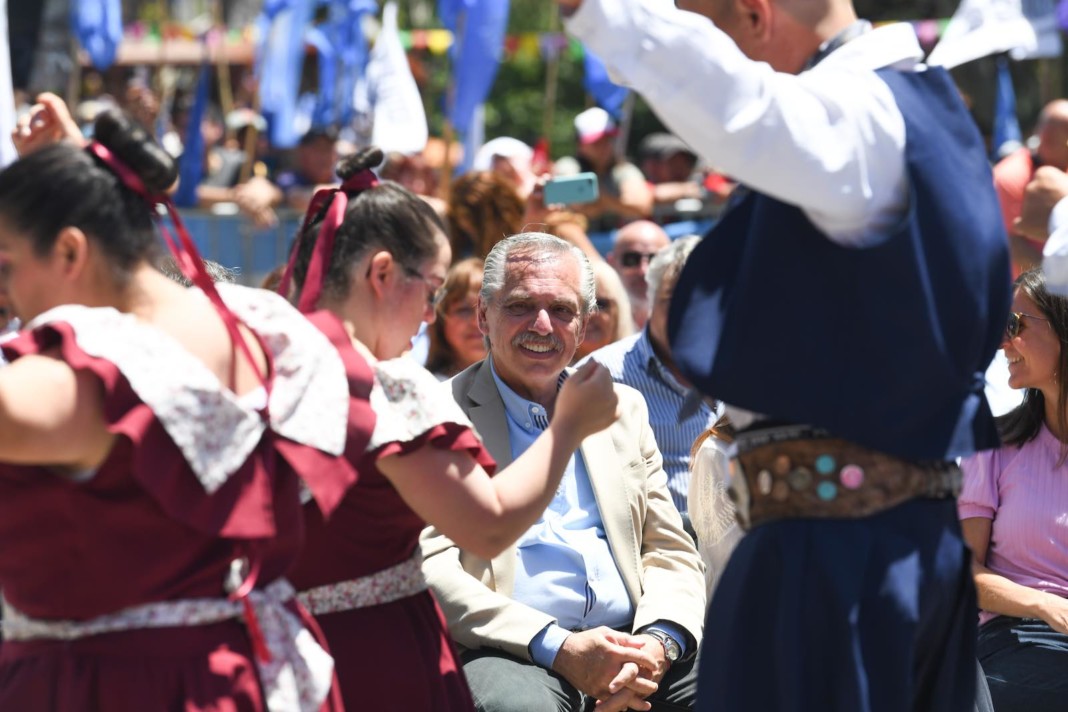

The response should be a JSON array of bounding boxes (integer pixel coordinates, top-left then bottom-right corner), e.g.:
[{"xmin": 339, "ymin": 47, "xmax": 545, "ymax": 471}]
[
  {"xmin": 619, "ymin": 251, "xmax": 659, "ymax": 268},
  {"xmin": 1005, "ymin": 311, "xmax": 1050, "ymax": 339}
]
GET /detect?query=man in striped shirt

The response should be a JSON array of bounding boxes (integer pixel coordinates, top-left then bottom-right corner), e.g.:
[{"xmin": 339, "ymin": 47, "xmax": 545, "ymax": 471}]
[{"xmin": 581, "ymin": 236, "xmax": 719, "ymax": 524}]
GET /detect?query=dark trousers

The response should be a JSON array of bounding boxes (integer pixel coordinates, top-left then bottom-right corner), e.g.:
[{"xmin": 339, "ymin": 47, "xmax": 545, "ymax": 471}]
[
  {"xmin": 977, "ymin": 616, "xmax": 1068, "ymax": 712},
  {"xmin": 462, "ymin": 647, "xmax": 698, "ymax": 712},
  {"xmin": 698, "ymin": 498, "xmax": 977, "ymax": 712}
]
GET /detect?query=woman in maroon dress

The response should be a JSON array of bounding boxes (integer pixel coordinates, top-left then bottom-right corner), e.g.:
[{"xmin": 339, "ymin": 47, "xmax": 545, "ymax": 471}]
[
  {"xmin": 282, "ymin": 147, "xmax": 625, "ymax": 711},
  {"xmin": 0, "ymin": 109, "xmax": 364, "ymax": 711}
]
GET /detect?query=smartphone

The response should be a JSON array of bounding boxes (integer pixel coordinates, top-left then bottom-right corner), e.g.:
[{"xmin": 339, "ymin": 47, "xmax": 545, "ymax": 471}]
[{"xmin": 543, "ymin": 172, "xmax": 600, "ymax": 206}]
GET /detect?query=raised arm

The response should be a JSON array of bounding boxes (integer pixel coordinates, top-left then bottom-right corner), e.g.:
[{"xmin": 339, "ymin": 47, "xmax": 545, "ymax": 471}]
[{"xmin": 377, "ymin": 360, "xmax": 619, "ymax": 559}]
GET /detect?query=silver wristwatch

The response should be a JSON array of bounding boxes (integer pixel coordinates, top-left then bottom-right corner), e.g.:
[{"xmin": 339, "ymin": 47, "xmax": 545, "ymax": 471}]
[{"xmin": 645, "ymin": 629, "xmax": 681, "ymax": 663}]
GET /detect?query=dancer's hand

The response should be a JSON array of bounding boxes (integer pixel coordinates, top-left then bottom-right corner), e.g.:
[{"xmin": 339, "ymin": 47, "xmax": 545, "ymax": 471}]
[
  {"xmin": 551, "ymin": 361, "xmax": 619, "ymax": 440},
  {"xmin": 12, "ymin": 93, "xmax": 84, "ymax": 157}
]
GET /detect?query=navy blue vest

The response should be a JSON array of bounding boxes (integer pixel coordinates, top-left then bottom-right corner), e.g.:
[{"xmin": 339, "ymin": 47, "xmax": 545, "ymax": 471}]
[{"xmin": 668, "ymin": 67, "xmax": 1012, "ymax": 461}]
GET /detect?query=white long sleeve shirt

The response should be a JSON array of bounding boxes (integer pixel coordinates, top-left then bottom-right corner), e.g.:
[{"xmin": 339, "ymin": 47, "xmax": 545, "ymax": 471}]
[
  {"xmin": 565, "ymin": 0, "xmax": 925, "ymax": 247},
  {"xmin": 1043, "ymin": 197, "xmax": 1068, "ymax": 294}
]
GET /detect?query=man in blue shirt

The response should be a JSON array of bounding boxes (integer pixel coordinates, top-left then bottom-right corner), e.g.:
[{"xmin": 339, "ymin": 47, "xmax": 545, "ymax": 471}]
[
  {"xmin": 581, "ymin": 236, "xmax": 718, "ymax": 526},
  {"xmin": 421, "ymin": 232, "xmax": 705, "ymax": 712}
]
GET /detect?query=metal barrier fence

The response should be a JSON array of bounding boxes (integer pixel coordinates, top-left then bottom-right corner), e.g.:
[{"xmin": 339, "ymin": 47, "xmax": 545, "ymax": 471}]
[{"xmin": 177, "ymin": 207, "xmax": 717, "ymax": 286}]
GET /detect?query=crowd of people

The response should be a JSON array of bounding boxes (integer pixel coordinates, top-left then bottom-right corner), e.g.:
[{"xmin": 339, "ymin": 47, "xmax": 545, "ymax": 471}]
[{"xmin": 1, "ymin": 0, "xmax": 1068, "ymax": 711}]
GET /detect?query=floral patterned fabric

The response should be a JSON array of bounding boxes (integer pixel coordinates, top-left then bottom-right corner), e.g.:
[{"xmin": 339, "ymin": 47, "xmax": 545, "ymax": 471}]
[
  {"xmin": 367, "ymin": 356, "xmax": 481, "ymax": 455},
  {"xmin": 3, "ymin": 579, "xmax": 332, "ymax": 712},
  {"xmin": 22, "ymin": 285, "xmax": 348, "ymax": 493},
  {"xmin": 297, "ymin": 551, "xmax": 427, "ymax": 615}
]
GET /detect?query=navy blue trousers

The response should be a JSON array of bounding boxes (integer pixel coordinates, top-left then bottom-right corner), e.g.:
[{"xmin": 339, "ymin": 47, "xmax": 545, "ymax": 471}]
[
  {"xmin": 978, "ymin": 616, "xmax": 1068, "ymax": 712},
  {"xmin": 698, "ymin": 499, "xmax": 976, "ymax": 712}
]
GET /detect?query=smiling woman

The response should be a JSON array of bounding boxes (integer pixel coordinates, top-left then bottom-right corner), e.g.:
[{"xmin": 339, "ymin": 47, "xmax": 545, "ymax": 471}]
[{"xmin": 960, "ymin": 268, "xmax": 1068, "ymax": 712}]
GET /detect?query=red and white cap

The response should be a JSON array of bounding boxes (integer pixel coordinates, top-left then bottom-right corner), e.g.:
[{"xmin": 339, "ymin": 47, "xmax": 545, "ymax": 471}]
[{"xmin": 574, "ymin": 107, "xmax": 618, "ymax": 145}]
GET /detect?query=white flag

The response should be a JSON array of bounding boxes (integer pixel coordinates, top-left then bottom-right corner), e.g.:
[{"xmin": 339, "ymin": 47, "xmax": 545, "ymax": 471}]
[
  {"xmin": 0, "ymin": 0, "xmax": 18, "ymax": 167},
  {"xmin": 365, "ymin": 2, "xmax": 428, "ymax": 155},
  {"xmin": 927, "ymin": 0, "xmax": 1062, "ymax": 69}
]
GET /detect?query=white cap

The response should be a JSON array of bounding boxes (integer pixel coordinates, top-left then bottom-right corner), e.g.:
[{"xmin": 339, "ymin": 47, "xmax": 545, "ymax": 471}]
[
  {"xmin": 472, "ymin": 137, "xmax": 534, "ymax": 171},
  {"xmin": 574, "ymin": 107, "xmax": 618, "ymax": 145}
]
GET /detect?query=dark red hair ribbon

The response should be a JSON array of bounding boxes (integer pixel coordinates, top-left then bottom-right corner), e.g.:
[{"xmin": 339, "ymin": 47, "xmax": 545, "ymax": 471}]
[
  {"xmin": 86, "ymin": 141, "xmax": 271, "ymax": 401},
  {"xmin": 276, "ymin": 169, "xmax": 379, "ymax": 313}
]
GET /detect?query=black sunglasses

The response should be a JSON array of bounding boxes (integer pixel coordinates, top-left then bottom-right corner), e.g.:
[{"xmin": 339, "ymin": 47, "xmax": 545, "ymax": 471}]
[
  {"xmin": 619, "ymin": 251, "xmax": 658, "ymax": 268},
  {"xmin": 1006, "ymin": 311, "xmax": 1050, "ymax": 339}
]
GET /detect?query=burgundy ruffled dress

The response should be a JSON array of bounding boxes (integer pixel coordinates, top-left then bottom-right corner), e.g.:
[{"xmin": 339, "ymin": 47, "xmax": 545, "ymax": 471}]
[
  {"xmin": 0, "ymin": 286, "xmax": 372, "ymax": 712},
  {"xmin": 289, "ymin": 313, "xmax": 495, "ymax": 712}
]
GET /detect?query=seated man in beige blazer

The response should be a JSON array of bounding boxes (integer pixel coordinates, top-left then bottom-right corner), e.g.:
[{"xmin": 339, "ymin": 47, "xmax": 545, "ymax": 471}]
[{"xmin": 421, "ymin": 232, "xmax": 706, "ymax": 712}]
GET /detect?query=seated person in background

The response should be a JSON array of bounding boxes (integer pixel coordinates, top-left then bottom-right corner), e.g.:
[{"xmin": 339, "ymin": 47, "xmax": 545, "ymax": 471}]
[
  {"xmin": 688, "ymin": 423, "xmax": 743, "ymax": 598},
  {"xmin": 606, "ymin": 220, "xmax": 670, "ymax": 329},
  {"xmin": 427, "ymin": 257, "xmax": 488, "ymax": 380},
  {"xmin": 554, "ymin": 108, "xmax": 653, "ymax": 233},
  {"xmin": 573, "ymin": 260, "xmax": 634, "ymax": 363},
  {"xmin": 276, "ymin": 127, "xmax": 339, "ymax": 213},
  {"xmin": 582, "ymin": 237, "xmax": 720, "ymax": 525},
  {"xmin": 447, "ymin": 171, "xmax": 525, "ymax": 259},
  {"xmin": 959, "ymin": 268, "xmax": 1068, "ymax": 712},
  {"xmin": 422, "ymin": 232, "xmax": 705, "ymax": 712}
]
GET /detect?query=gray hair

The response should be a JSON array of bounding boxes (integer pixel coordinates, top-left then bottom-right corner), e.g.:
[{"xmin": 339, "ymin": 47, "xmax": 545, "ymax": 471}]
[
  {"xmin": 647, "ymin": 235, "xmax": 700, "ymax": 305},
  {"xmin": 481, "ymin": 232, "xmax": 597, "ymax": 315}
]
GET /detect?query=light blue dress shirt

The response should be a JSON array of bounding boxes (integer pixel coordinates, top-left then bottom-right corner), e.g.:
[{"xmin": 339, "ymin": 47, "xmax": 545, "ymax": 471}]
[
  {"xmin": 581, "ymin": 329, "xmax": 721, "ymax": 513},
  {"xmin": 489, "ymin": 361, "xmax": 688, "ymax": 667}
]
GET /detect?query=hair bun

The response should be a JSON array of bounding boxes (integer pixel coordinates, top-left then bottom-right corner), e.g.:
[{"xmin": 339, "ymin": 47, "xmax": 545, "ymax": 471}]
[
  {"xmin": 93, "ymin": 109, "xmax": 178, "ymax": 194},
  {"xmin": 336, "ymin": 147, "xmax": 384, "ymax": 181}
]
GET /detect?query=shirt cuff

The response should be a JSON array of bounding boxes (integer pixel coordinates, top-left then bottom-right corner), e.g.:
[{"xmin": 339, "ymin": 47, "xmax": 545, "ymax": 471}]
[
  {"xmin": 639, "ymin": 621, "xmax": 689, "ymax": 659},
  {"xmin": 1044, "ymin": 198, "xmax": 1068, "ymax": 295},
  {"xmin": 529, "ymin": 623, "xmax": 573, "ymax": 669}
]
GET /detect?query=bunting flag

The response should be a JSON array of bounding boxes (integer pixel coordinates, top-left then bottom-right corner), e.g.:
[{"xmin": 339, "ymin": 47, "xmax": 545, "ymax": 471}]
[
  {"xmin": 439, "ymin": 0, "xmax": 510, "ymax": 139},
  {"xmin": 992, "ymin": 55, "xmax": 1023, "ymax": 160},
  {"xmin": 582, "ymin": 47, "xmax": 629, "ymax": 119},
  {"xmin": 928, "ymin": 0, "xmax": 1061, "ymax": 69},
  {"xmin": 72, "ymin": 0, "xmax": 122, "ymax": 70},
  {"xmin": 0, "ymin": 0, "xmax": 16, "ymax": 167},
  {"xmin": 255, "ymin": 0, "xmax": 315, "ymax": 148},
  {"xmin": 173, "ymin": 62, "xmax": 211, "ymax": 208},
  {"xmin": 365, "ymin": 2, "xmax": 429, "ymax": 155}
]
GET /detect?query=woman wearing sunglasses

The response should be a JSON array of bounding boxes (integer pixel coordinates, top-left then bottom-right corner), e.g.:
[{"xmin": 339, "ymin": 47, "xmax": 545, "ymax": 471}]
[
  {"xmin": 283, "ymin": 147, "xmax": 621, "ymax": 711},
  {"xmin": 959, "ymin": 268, "xmax": 1068, "ymax": 712}
]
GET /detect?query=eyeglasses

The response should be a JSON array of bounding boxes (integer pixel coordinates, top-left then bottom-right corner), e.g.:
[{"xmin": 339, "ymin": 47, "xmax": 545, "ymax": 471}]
[
  {"xmin": 1006, "ymin": 311, "xmax": 1050, "ymax": 339},
  {"xmin": 403, "ymin": 266, "xmax": 445, "ymax": 308},
  {"xmin": 445, "ymin": 303, "xmax": 477, "ymax": 320},
  {"xmin": 619, "ymin": 251, "xmax": 658, "ymax": 268}
]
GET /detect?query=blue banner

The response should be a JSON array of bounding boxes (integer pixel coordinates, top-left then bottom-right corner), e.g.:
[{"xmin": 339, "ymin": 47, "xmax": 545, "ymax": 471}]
[
  {"xmin": 583, "ymin": 47, "xmax": 628, "ymax": 119},
  {"xmin": 440, "ymin": 0, "xmax": 510, "ymax": 138},
  {"xmin": 992, "ymin": 55, "xmax": 1022, "ymax": 160},
  {"xmin": 173, "ymin": 62, "xmax": 212, "ymax": 208},
  {"xmin": 72, "ymin": 0, "xmax": 122, "ymax": 70},
  {"xmin": 256, "ymin": 0, "xmax": 315, "ymax": 148}
]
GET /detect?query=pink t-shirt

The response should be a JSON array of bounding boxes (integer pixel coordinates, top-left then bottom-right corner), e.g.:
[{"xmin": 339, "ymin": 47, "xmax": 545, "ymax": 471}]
[{"xmin": 959, "ymin": 425, "xmax": 1068, "ymax": 625}]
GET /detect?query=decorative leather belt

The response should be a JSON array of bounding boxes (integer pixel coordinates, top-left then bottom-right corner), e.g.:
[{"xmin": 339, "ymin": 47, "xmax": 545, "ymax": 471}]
[
  {"xmin": 729, "ymin": 426, "xmax": 961, "ymax": 530},
  {"xmin": 297, "ymin": 551, "xmax": 427, "ymax": 616}
]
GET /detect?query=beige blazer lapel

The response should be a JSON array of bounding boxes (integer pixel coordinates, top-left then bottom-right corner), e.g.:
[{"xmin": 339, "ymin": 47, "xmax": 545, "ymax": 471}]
[
  {"xmin": 580, "ymin": 427, "xmax": 643, "ymax": 603},
  {"xmin": 461, "ymin": 361, "xmax": 518, "ymax": 594}
]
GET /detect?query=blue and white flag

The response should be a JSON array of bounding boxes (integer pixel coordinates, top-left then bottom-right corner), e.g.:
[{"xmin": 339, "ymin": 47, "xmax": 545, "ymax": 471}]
[
  {"xmin": 363, "ymin": 2, "xmax": 429, "ymax": 155},
  {"xmin": 583, "ymin": 48, "xmax": 628, "ymax": 119},
  {"xmin": 928, "ymin": 0, "xmax": 1061, "ymax": 69},
  {"xmin": 72, "ymin": 0, "xmax": 122, "ymax": 70},
  {"xmin": 256, "ymin": 0, "xmax": 315, "ymax": 148},
  {"xmin": 439, "ymin": 0, "xmax": 509, "ymax": 140}
]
